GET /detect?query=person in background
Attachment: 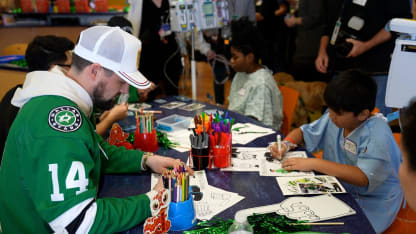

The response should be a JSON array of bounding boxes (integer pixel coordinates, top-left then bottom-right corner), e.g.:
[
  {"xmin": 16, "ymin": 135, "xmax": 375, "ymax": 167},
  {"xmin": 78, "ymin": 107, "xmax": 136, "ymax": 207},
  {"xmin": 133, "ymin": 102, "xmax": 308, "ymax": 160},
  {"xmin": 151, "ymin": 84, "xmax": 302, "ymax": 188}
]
[
  {"xmin": 0, "ymin": 26, "xmax": 188, "ymax": 233},
  {"xmin": 203, "ymin": 0, "xmax": 256, "ymax": 105},
  {"xmin": 398, "ymin": 100, "xmax": 416, "ymax": 211},
  {"xmin": 0, "ymin": 35, "xmax": 74, "ymax": 162},
  {"xmin": 256, "ymin": 0, "xmax": 289, "ymax": 73},
  {"xmin": 271, "ymin": 70, "xmax": 403, "ymax": 233},
  {"xmin": 314, "ymin": 0, "xmax": 411, "ymax": 115},
  {"xmin": 228, "ymin": 18, "xmax": 283, "ymax": 130},
  {"xmin": 285, "ymin": 0, "xmax": 328, "ymax": 82},
  {"xmin": 138, "ymin": 0, "xmax": 182, "ymax": 101}
]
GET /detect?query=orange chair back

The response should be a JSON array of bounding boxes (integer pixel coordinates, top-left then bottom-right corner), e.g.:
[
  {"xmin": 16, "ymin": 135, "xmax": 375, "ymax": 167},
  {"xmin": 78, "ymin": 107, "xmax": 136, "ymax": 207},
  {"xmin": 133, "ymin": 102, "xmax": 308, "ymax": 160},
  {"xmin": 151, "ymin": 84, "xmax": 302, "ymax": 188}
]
[{"xmin": 279, "ymin": 85, "xmax": 299, "ymax": 136}]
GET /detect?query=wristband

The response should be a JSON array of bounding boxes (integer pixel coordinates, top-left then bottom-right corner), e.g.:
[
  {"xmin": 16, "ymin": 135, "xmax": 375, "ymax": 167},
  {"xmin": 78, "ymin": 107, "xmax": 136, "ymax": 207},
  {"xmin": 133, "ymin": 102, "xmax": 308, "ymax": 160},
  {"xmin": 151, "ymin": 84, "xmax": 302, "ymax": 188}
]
[
  {"xmin": 282, "ymin": 140, "xmax": 297, "ymax": 153},
  {"xmin": 284, "ymin": 136, "xmax": 296, "ymax": 144},
  {"xmin": 141, "ymin": 152, "xmax": 154, "ymax": 171}
]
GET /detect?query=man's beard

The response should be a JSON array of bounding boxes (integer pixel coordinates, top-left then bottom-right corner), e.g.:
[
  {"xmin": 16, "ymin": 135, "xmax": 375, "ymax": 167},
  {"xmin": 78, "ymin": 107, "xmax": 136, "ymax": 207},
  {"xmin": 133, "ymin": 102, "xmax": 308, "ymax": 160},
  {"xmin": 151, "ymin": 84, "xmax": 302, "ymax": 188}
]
[{"xmin": 92, "ymin": 81, "xmax": 116, "ymax": 111}]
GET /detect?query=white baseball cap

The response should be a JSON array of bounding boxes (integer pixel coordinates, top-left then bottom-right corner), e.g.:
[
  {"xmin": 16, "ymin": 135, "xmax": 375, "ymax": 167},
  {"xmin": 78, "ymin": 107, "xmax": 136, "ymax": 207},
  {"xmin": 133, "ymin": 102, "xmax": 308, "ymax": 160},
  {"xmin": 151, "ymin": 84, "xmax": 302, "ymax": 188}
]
[{"xmin": 74, "ymin": 26, "xmax": 151, "ymax": 89}]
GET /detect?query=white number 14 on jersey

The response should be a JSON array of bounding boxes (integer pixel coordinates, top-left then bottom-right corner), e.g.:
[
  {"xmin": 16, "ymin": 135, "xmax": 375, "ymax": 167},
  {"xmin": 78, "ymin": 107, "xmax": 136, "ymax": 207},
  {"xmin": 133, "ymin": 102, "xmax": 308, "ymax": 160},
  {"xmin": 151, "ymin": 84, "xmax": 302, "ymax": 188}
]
[{"xmin": 49, "ymin": 161, "xmax": 89, "ymax": 201}]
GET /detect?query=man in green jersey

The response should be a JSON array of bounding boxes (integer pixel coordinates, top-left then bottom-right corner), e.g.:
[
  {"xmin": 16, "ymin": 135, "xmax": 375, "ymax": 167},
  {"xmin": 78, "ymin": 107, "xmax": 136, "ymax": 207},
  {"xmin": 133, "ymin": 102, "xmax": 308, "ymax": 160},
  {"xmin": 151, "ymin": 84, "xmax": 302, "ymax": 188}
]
[{"xmin": 0, "ymin": 26, "xmax": 186, "ymax": 233}]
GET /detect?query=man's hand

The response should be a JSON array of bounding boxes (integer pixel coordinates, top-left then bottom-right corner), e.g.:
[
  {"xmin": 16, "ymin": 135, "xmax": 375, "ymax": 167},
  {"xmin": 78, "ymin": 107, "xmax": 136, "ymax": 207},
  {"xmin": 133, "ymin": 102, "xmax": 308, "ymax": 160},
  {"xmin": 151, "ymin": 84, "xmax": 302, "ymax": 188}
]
[
  {"xmin": 345, "ymin": 38, "xmax": 369, "ymax": 58},
  {"xmin": 146, "ymin": 155, "xmax": 194, "ymax": 175},
  {"xmin": 315, "ymin": 51, "xmax": 329, "ymax": 74},
  {"xmin": 282, "ymin": 158, "xmax": 316, "ymax": 171},
  {"xmin": 106, "ymin": 103, "xmax": 128, "ymax": 122}
]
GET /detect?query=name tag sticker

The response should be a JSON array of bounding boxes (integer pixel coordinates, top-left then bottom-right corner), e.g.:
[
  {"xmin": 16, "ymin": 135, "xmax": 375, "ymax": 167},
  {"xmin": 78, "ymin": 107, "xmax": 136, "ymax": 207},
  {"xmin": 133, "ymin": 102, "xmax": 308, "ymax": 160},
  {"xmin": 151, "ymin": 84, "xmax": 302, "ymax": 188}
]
[{"xmin": 344, "ymin": 138, "xmax": 357, "ymax": 155}]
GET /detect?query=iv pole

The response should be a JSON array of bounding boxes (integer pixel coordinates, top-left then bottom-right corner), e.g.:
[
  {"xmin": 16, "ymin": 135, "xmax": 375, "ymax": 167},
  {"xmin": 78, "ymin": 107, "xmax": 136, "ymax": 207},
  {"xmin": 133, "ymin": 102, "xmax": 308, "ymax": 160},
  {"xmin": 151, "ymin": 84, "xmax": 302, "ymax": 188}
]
[{"xmin": 191, "ymin": 26, "xmax": 197, "ymax": 100}]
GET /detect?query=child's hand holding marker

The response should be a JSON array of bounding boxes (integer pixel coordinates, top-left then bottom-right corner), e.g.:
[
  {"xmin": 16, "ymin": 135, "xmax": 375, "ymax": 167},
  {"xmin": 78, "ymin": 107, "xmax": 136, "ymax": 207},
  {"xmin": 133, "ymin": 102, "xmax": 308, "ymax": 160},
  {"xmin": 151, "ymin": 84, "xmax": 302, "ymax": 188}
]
[
  {"xmin": 270, "ymin": 134, "xmax": 298, "ymax": 160},
  {"xmin": 270, "ymin": 134, "xmax": 287, "ymax": 160}
]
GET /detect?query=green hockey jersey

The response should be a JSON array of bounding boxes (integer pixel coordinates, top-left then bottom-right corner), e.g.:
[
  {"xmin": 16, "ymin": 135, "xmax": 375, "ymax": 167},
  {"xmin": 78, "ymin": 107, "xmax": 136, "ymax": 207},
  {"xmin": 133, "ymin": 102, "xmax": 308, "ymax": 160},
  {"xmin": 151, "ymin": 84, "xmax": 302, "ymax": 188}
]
[{"xmin": 0, "ymin": 68, "xmax": 151, "ymax": 233}]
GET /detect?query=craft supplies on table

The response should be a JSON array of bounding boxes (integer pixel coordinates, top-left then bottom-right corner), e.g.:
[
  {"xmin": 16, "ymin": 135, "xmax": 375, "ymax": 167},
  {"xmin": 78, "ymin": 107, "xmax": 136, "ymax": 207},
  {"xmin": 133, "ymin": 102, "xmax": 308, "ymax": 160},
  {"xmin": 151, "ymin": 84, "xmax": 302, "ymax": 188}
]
[
  {"xmin": 134, "ymin": 111, "xmax": 158, "ymax": 152},
  {"xmin": 156, "ymin": 114, "xmax": 191, "ymax": 132}
]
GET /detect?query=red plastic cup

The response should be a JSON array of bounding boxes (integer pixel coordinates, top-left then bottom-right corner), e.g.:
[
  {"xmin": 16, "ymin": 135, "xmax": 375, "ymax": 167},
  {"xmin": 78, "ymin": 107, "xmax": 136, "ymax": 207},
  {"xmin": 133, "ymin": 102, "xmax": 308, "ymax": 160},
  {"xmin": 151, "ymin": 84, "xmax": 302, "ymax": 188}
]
[
  {"xmin": 213, "ymin": 145, "xmax": 231, "ymax": 168},
  {"xmin": 209, "ymin": 132, "xmax": 232, "ymax": 168},
  {"xmin": 134, "ymin": 129, "xmax": 159, "ymax": 152}
]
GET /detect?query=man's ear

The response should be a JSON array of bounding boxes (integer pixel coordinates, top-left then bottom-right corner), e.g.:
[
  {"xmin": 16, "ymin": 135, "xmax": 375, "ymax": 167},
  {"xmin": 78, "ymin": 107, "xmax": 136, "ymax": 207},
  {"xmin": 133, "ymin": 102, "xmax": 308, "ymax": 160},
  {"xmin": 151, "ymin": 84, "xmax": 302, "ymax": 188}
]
[
  {"xmin": 358, "ymin": 109, "xmax": 370, "ymax": 121},
  {"xmin": 89, "ymin": 63, "xmax": 101, "ymax": 81}
]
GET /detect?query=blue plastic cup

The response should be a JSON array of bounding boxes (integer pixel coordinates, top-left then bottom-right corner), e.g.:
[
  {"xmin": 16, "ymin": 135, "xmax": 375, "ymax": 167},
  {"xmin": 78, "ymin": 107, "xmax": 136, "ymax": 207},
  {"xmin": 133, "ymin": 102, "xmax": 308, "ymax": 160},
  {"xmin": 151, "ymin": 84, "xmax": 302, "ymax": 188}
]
[{"xmin": 168, "ymin": 195, "xmax": 197, "ymax": 231}]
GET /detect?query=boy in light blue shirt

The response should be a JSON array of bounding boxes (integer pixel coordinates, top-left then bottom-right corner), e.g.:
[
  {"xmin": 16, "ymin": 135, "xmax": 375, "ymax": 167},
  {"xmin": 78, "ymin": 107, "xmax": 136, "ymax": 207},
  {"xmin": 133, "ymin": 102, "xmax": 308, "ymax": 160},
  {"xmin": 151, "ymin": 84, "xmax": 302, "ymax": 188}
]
[{"xmin": 271, "ymin": 70, "xmax": 403, "ymax": 233}]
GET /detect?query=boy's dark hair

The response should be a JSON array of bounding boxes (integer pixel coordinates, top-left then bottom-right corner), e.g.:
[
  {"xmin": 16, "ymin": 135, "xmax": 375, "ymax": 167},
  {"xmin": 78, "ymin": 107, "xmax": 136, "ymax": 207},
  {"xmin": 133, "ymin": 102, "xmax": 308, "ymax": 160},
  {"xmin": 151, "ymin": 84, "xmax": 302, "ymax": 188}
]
[
  {"xmin": 107, "ymin": 16, "xmax": 133, "ymax": 34},
  {"xmin": 71, "ymin": 53, "xmax": 113, "ymax": 77},
  {"xmin": 401, "ymin": 100, "xmax": 416, "ymax": 171},
  {"xmin": 230, "ymin": 17, "xmax": 264, "ymax": 63},
  {"xmin": 25, "ymin": 35, "xmax": 75, "ymax": 72},
  {"xmin": 324, "ymin": 69, "xmax": 377, "ymax": 116}
]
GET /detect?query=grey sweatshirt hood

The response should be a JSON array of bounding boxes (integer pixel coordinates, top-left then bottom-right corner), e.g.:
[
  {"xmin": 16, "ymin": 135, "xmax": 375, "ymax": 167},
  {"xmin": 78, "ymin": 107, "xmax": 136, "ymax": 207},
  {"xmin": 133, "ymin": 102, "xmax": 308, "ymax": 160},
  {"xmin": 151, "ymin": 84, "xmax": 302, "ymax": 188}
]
[{"xmin": 11, "ymin": 66, "xmax": 93, "ymax": 117}]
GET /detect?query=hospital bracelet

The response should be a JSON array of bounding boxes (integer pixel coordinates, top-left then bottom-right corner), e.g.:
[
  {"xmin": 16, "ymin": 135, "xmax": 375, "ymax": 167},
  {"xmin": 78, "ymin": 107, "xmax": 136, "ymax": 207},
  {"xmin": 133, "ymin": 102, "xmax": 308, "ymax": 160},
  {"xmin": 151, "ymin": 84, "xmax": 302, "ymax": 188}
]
[
  {"xmin": 283, "ymin": 136, "xmax": 296, "ymax": 144},
  {"xmin": 141, "ymin": 152, "xmax": 154, "ymax": 171},
  {"xmin": 282, "ymin": 140, "xmax": 297, "ymax": 153}
]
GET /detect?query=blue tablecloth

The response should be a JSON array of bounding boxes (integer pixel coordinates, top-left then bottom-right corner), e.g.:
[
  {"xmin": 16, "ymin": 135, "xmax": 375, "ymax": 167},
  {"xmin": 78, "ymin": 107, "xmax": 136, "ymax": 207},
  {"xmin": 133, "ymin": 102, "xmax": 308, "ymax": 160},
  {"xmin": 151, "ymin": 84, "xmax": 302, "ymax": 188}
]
[{"xmin": 98, "ymin": 96, "xmax": 376, "ymax": 234}]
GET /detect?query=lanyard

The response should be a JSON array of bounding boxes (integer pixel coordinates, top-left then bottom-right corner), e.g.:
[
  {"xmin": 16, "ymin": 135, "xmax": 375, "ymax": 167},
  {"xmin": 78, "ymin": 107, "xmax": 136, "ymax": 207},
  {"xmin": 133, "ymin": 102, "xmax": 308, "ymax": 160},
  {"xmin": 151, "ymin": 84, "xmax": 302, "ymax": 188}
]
[{"xmin": 330, "ymin": 0, "xmax": 350, "ymax": 45}]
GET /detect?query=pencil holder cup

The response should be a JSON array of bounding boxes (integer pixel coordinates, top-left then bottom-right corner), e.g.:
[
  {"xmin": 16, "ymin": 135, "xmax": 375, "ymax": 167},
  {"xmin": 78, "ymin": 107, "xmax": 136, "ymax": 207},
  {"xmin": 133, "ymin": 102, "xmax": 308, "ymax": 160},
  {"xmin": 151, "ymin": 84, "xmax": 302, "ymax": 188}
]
[
  {"xmin": 190, "ymin": 147, "xmax": 211, "ymax": 170},
  {"xmin": 168, "ymin": 195, "xmax": 197, "ymax": 231},
  {"xmin": 134, "ymin": 129, "xmax": 159, "ymax": 152},
  {"xmin": 210, "ymin": 133, "xmax": 232, "ymax": 168},
  {"xmin": 212, "ymin": 145, "xmax": 231, "ymax": 168}
]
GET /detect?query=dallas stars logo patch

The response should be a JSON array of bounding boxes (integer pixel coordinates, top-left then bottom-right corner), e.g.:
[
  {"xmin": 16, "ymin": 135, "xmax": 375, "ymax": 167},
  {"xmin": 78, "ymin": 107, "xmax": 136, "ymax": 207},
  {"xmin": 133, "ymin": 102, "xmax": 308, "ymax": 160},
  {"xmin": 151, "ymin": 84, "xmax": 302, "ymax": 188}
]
[{"xmin": 48, "ymin": 106, "xmax": 82, "ymax": 132}]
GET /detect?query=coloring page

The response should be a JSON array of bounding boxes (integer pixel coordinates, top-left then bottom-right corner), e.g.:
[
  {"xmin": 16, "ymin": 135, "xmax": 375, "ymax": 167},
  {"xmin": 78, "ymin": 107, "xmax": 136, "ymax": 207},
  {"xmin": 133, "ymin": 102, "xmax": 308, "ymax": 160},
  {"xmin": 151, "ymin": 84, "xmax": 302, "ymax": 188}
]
[
  {"xmin": 221, "ymin": 147, "xmax": 266, "ymax": 172},
  {"xmin": 180, "ymin": 103, "xmax": 206, "ymax": 111},
  {"xmin": 231, "ymin": 123, "xmax": 275, "ymax": 145},
  {"xmin": 276, "ymin": 176, "xmax": 346, "ymax": 196},
  {"xmin": 260, "ymin": 151, "xmax": 315, "ymax": 177},
  {"xmin": 193, "ymin": 185, "xmax": 244, "ymax": 220},
  {"xmin": 128, "ymin": 103, "xmax": 151, "ymax": 111},
  {"xmin": 276, "ymin": 194, "xmax": 356, "ymax": 222},
  {"xmin": 160, "ymin": 101, "xmax": 187, "ymax": 109}
]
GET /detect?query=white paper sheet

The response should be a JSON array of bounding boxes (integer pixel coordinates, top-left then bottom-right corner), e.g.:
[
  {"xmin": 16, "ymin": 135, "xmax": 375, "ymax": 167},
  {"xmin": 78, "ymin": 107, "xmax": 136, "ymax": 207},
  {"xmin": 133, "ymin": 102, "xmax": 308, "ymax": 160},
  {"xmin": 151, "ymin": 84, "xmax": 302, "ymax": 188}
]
[
  {"xmin": 220, "ymin": 147, "xmax": 266, "ymax": 172},
  {"xmin": 276, "ymin": 194, "xmax": 356, "ymax": 222},
  {"xmin": 276, "ymin": 176, "xmax": 346, "ymax": 196},
  {"xmin": 231, "ymin": 194, "xmax": 355, "ymax": 223},
  {"xmin": 259, "ymin": 151, "xmax": 314, "ymax": 177},
  {"xmin": 166, "ymin": 129, "xmax": 192, "ymax": 152},
  {"xmin": 231, "ymin": 123, "xmax": 275, "ymax": 145},
  {"xmin": 128, "ymin": 103, "xmax": 151, "ymax": 111},
  {"xmin": 193, "ymin": 185, "xmax": 245, "ymax": 220}
]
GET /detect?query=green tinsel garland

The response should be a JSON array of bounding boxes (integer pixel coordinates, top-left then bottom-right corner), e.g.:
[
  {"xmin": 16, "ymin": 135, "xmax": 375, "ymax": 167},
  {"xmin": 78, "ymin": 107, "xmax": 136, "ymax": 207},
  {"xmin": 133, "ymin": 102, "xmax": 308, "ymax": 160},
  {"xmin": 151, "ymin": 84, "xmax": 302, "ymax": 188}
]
[
  {"xmin": 248, "ymin": 213, "xmax": 310, "ymax": 233},
  {"xmin": 157, "ymin": 130, "xmax": 179, "ymax": 149},
  {"xmin": 126, "ymin": 133, "xmax": 135, "ymax": 144},
  {"xmin": 184, "ymin": 213, "xmax": 345, "ymax": 234},
  {"xmin": 184, "ymin": 217, "xmax": 234, "ymax": 234}
]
